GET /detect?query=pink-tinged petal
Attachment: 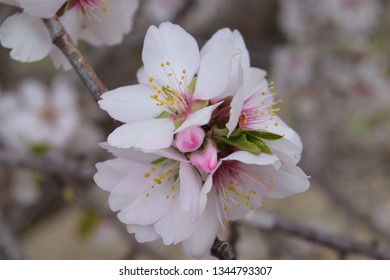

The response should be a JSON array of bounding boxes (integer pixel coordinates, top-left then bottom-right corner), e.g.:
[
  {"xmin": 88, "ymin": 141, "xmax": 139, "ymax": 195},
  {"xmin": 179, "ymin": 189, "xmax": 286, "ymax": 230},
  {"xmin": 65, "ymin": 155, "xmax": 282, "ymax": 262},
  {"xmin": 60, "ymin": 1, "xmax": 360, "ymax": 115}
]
[
  {"xmin": 154, "ymin": 199, "xmax": 198, "ymax": 245},
  {"xmin": 99, "ymin": 85, "xmax": 162, "ymax": 123},
  {"xmin": 222, "ymin": 151, "xmax": 281, "ymax": 168},
  {"xmin": 176, "ymin": 102, "xmax": 222, "ymax": 133},
  {"xmin": 94, "ymin": 158, "xmax": 142, "ymax": 192},
  {"xmin": 244, "ymin": 163, "xmax": 310, "ymax": 199},
  {"xmin": 193, "ymin": 38, "xmax": 235, "ymax": 100},
  {"xmin": 127, "ymin": 224, "xmax": 160, "ymax": 243},
  {"xmin": 175, "ymin": 126, "xmax": 205, "ymax": 153},
  {"xmin": 18, "ymin": 0, "xmax": 65, "ymax": 18},
  {"xmin": 179, "ymin": 162, "xmax": 203, "ymax": 221},
  {"xmin": 80, "ymin": 0, "xmax": 139, "ymax": 46},
  {"xmin": 181, "ymin": 189, "xmax": 221, "ymax": 258},
  {"xmin": 190, "ymin": 142, "xmax": 218, "ymax": 173},
  {"xmin": 142, "ymin": 22, "xmax": 200, "ymax": 88},
  {"xmin": 226, "ymin": 86, "xmax": 244, "ymax": 136},
  {"xmin": 107, "ymin": 118, "xmax": 174, "ymax": 149},
  {"xmin": 0, "ymin": 13, "xmax": 52, "ymax": 62},
  {"xmin": 117, "ymin": 184, "xmax": 174, "ymax": 225}
]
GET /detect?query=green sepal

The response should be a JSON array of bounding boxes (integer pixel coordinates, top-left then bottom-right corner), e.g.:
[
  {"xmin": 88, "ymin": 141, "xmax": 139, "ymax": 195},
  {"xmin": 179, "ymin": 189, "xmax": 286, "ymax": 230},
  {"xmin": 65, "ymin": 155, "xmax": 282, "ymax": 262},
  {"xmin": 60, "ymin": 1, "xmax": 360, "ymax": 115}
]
[
  {"xmin": 151, "ymin": 157, "xmax": 167, "ymax": 165},
  {"xmin": 214, "ymin": 133, "xmax": 262, "ymax": 155},
  {"xmin": 156, "ymin": 111, "xmax": 171, "ymax": 119},
  {"xmin": 245, "ymin": 130, "xmax": 283, "ymax": 140},
  {"xmin": 173, "ymin": 117, "xmax": 185, "ymax": 129},
  {"xmin": 245, "ymin": 134, "xmax": 272, "ymax": 154},
  {"xmin": 191, "ymin": 99, "xmax": 209, "ymax": 113},
  {"xmin": 188, "ymin": 77, "xmax": 197, "ymax": 97},
  {"xmin": 28, "ymin": 143, "xmax": 50, "ymax": 156}
]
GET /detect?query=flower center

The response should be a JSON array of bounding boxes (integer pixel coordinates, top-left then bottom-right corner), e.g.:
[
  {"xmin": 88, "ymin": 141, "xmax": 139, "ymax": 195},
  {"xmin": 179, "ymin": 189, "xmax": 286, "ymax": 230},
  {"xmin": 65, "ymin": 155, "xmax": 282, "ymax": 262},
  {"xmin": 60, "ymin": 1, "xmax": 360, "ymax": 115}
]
[{"xmin": 67, "ymin": 0, "xmax": 109, "ymax": 19}]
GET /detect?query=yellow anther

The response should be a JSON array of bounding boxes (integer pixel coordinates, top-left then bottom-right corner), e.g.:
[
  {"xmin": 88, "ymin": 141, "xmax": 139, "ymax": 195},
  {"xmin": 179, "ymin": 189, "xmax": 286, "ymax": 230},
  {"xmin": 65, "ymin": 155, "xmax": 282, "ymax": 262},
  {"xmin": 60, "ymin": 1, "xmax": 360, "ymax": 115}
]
[
  {"xmin": 166, "ymin": 195, "xmax": 169, "ymax": 199},
  {"xmin": 171, "ymin": 185, "xmax": 175, "ymax": 190},
  {"xmin": 144, "ymin": 173, "xmax": 150, "ymax": 178},
  {"xmin": 182, "ymin": 69, "xmax": 186, "ymax": 74},
  {"xmin": 223, "ymin": 206, "xmax": 227, "ymax": 211},
  {"xmin": 261, "ymin": 91, "xmax": 266, "ymax": 96},
  {"xmin": 270, "ymin": 86, "xmax": 275, "ymax": 91},
  {"xmin": 168, "ymin": 73, "xmax": 173, "ymax": 77},
  {"xmin": 151, "ymin": 167, "xmax": 156, "ymax": 172},
  {"xmin": 167, "ymin": 177, "xmax": 171, "ymax": 181},
  {"xmin": 261, "ymin": 204, "xmax": 266, "ymax": 209},
  {"xmin": 172, "ymin": 195, "xmax": 175, "ymax": 199},
  {"xmin": 269, "ymin": 179, "xmax": 274, "ymax": 183},
  {"xmin": 274, "ymin": 122, "xmax": 279, "ymax": 126},
  {"xmin": 152, "ymin": 85, "xmax": 158, "ymax": 90},
  {"xmin": 166, "ymin": 61, "xmax": 170, "ymax": 65},
  {"xmin": 273, "ymin": 92, "xmax": 278, "ymax": 96},
  {"xmin": 266, "ymin": 188, "xmax": 270, "ymax": 192},
  {"xmin": 161, "ymin": 63, "xmax": 164, "ymax": 67},
  {"xmin": 146, "ymin": 193, "xmax": 150, "ymax": 197},
  {"xmin": 151, "ymin": 185, "xmax": 155, "ymax": 189},
  {"xmin": 148, "ymin": 77, "xmax": 154, "ymax": 83}
]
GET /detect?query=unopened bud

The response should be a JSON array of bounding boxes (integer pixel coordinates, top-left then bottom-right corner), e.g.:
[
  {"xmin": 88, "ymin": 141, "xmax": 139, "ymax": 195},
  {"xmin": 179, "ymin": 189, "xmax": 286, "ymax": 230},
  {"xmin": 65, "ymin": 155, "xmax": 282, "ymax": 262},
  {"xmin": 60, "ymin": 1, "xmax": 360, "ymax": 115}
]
[{"xmin": 175, "ymin": 126, "xmax": 205, "ymax": 153}]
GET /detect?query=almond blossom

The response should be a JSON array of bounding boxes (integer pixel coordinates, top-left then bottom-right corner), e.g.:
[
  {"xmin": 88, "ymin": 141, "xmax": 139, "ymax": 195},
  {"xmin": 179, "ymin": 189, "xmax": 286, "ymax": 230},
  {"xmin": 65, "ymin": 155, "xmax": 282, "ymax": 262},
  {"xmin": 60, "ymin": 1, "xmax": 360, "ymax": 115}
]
[
  {"xmin": 0, "ymin": 0, "xmax": 139, "ymax": 69},
  {"xmin": 99, "ymin": 22, "xmax": 244, "ymax": 150}
]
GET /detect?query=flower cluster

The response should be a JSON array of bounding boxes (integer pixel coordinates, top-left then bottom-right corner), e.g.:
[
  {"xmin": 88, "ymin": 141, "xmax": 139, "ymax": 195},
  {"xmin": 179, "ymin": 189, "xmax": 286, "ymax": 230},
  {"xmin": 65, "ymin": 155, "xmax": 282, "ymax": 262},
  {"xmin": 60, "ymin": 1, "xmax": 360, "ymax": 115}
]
[
  {"xmin": 0, "ymin": 0, "xmax": 139, "ymax": 69},
  {"xmin": 94, "ymin": 22, "xmax": 309, "ymax": 257}
]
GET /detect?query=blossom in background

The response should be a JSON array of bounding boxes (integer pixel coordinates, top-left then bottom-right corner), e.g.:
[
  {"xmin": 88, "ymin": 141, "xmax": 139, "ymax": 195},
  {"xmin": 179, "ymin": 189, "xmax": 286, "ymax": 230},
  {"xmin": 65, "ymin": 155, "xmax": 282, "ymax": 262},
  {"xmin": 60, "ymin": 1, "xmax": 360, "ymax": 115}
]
[
  {"xmin": 94, "ymin": 22, "xmax": 310, "ymax": 257},
  {"xmin": 0, "ymin": 0, "xmax": 139, "ymax": 69}
]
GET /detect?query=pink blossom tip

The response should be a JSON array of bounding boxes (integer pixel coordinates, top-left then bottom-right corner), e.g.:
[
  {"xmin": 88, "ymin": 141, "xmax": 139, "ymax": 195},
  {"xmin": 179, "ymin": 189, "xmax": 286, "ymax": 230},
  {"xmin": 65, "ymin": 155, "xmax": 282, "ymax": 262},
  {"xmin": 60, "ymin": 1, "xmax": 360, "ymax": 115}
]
[
  {"xmin": 190, "ymin": 140, "xmax": 218, "ymax": 173},
  {"xmin": 175, "ymin": 126, "xmax": 205, "ymax": 153}
]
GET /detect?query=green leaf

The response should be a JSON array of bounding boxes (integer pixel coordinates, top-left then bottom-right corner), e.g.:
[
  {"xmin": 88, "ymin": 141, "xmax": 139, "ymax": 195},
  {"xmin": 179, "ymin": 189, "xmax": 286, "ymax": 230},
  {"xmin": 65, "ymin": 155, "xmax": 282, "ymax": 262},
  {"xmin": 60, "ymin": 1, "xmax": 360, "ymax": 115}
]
[
  {"xmin": 245, "ymin": 130, "xmax": 283, "ymax": 140},
  {"xmin": 214, "ymin": 133, "xmax": 262, "ymax": 155},
  {"xmin": 188, "ymin": 77, "xmax": 197, "ymax": 96},
  {"xmin": 151, "ymin": 157, "xmax": 167, "ymax": 165},
  {"xmin": 156, "ymin": 111, "xmax": 171, "ymax": 119},
  {"xmin": 245, "ymin": 134, "xmax": 272, "ymax": 154},
  {"xmin": 77, "ymin": 210, "xmax": 101, "ymax": 239},
  {"xmin": 28, "ymin": 143, "xmax": 50, "ymax": 156}
]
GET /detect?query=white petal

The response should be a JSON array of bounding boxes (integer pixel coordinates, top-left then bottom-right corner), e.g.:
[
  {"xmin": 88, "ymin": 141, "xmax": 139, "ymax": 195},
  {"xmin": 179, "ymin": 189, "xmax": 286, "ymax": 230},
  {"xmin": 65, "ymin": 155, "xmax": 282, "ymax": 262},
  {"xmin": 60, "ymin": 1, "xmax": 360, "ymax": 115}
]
[
  {"xmin": 18, "ymin": 79, "xmax": 47, "ymax": 110},
  {"xmin": 142, "ymin": 147, "xmax": 188, "ymax": 162},
  {"xmin": 136, "ymin": 67, "xmax": 149, "ymax": 85},
  {"xmin": 0, "ymin": 13, "xmax": 52, "ymax": 62},
  {"xmin": 193, "ymin": 38, "xmax": 235, "ymax": 100},
  {"xmin": 222, "ymin": 151, "xmax": 281, "ymax": 168},
  {"xmin": 154, "ymin": 199, "xmax": 198, "ymax": 245},
  {"xmin": 142, "ymin": 22, "xmax": 200, "ymax": 88},
  {"xmin": 179, "ymin": 162, "xmax": 203, "ymax": 221},
  {"xmin": 99, "ymin": 142, "xmax": 160, "ymax": 163},
  {"xmin": 94, "ymin": 158, "xmax": 142, "ymax": 192},
  {"xmin": 244, "ymin": 163, "xmax": 310, "ymax": 199},
  {"xmin": 49, "ymin": 46, "xmax": 72, "ymax": 70},
  {"xmin": 226, "ymin": 86, "xmax": 244, "ymax": 136},
  {"xmin": 18, "ymin": 0, "xmax": 65, "ymax": 18},
  {"xmin": 175, "ymin": 102, "xmax": 223, "ymax": 133},
  {"xmin": 127, "ymin": 224, "xmax": 160, "ymax": 243},
  {"xmin": 99, "ymin": 84, "xmax": 162, "ymax": 123},
  {"xmin": 107, "ymin": 118, "xmax": 174, "ymax": 149},
  {"xmin": 181, "ymin": 189, "xmax": 221, "ymax": 258},
  {"xmin": 117, "ymin": 184, "xmax": 174, "ymax": 225},
  {"xmin": 80, "ymin": 0, "xmax": 139, "ymax": 46},
  {"xmin": 242, "ymin": 67, "xmax": 268, "ymax": 100},
  {"xmin": 59, "ymin": 7, "xmax": 83, "ymax": 42}
]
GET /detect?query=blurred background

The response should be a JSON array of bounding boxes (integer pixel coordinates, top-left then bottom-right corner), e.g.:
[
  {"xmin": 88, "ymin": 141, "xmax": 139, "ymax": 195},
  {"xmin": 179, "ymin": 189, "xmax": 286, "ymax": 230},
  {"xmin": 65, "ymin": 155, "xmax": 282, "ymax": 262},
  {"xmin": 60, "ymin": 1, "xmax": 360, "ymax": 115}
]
[{"xmin": 1, "ymin": 0, "xmax": 390, "ymax": 259}]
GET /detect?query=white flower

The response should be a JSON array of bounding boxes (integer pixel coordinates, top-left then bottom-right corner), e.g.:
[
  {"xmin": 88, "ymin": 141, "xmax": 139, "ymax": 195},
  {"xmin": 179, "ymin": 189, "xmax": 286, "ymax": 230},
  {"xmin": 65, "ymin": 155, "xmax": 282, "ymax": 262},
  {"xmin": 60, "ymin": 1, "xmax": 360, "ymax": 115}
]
[
  {"xmin": 99, "ymin": 22, "xmax": 245, "ymax": 150},
  {"xmin": 94, "ymin": 143, "xmax": 213, "ymax": 249},
  {"xmin": 0, "ymin": 0, "xmax": 139, "ymax": 69}
]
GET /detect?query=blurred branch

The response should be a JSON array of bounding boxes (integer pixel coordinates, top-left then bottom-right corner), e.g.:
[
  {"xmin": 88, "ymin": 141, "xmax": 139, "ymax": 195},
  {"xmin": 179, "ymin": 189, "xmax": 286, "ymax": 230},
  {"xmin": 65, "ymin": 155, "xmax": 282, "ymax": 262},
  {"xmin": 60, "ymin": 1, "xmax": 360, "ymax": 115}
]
[
  {"xmin": 43, "ymin": 17, "xmax": 107, "ymax": 102},
  {"xmin": 0, "ymin": 150, "xmax": 94, "ymax": 180},
  {"xmin": 0, "ymin": 214, "xmax": 25, "ymax": 259},
  {"xmin": 243, "ymin": 212, "xmax": 390, "ymax": 259}
]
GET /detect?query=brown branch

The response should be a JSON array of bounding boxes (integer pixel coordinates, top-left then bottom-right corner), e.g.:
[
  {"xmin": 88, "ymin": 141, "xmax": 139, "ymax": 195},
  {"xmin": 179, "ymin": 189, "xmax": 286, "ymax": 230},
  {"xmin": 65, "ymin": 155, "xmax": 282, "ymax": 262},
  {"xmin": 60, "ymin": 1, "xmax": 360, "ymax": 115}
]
[
  {"xmin": 243, "ymin": 212, "xmax": 390, "ymax": 259},
  {"xmin": 0, "ymin": 150, "xmax": 94, "ymax": 180},
  {"xmin": 43, "ymin": 17, "xmax": 107, "ymax": 102}
]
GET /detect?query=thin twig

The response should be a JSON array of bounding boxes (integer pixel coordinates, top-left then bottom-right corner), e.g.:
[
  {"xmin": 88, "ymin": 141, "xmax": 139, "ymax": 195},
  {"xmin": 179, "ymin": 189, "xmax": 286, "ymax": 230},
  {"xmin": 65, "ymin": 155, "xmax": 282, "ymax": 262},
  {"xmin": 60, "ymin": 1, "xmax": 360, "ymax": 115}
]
[
  {"xmin": 243, "ymin": 211, "xmax": 390, "ymax": 259},
  {"xmin": 43, "ymin": 17, "xmax": 107, "ymax": 102},
  {"xmin": 0, "ymin": 150, "xmax": 94, "ymax": 180}
]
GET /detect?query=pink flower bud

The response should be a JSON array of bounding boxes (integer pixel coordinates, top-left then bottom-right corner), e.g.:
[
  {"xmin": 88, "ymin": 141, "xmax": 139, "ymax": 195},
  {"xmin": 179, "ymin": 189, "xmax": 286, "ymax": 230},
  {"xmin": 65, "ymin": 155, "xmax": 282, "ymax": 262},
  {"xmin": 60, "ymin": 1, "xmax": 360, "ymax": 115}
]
[
  {"xmin": 190, "ymin": 141, "xmax": 218, "ymax": 173},
  {"xmin": 175, "ymin": 126, "xmax": 205, "ymax": 153}
]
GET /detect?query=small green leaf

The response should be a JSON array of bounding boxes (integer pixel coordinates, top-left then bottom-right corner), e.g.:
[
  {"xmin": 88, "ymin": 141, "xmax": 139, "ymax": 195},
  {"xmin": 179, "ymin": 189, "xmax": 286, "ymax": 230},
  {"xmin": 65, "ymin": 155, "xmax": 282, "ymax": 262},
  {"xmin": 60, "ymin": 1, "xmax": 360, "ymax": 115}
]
[
  {"xmin": 28, "ymin": 143, "xmax": 50, "ymax": 156},
  {"xmin": 173, "ymin": 117, "xmax": 185, "ymax": 129},
  {"xmin": 245, "ymin": 130, "xmax": 283, "ymax": 140},
  {"xmin": 151, "ymin": 157, "xmax": 167, "ymax": 165},
  {"xmin": 77, "ymin": 210, "xmax": 101, "ymax": 239},
  {"xmin": 245, "ymin": 134, "xmax": 272, "ymax": 154},
  {"xmin": 214, "ymin": 133, "xmax": 262, "ymax": 155},
  {"xmin": 188, "ymin": 77, "xmax": 197, "ymax": 96},
  {"xmin": 191, "ymin": 99, "xmax": 209, "ymax": 112},
  {"xmin": 156, "ymin": 111, "xmax": 171, "ymax": 119}
]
